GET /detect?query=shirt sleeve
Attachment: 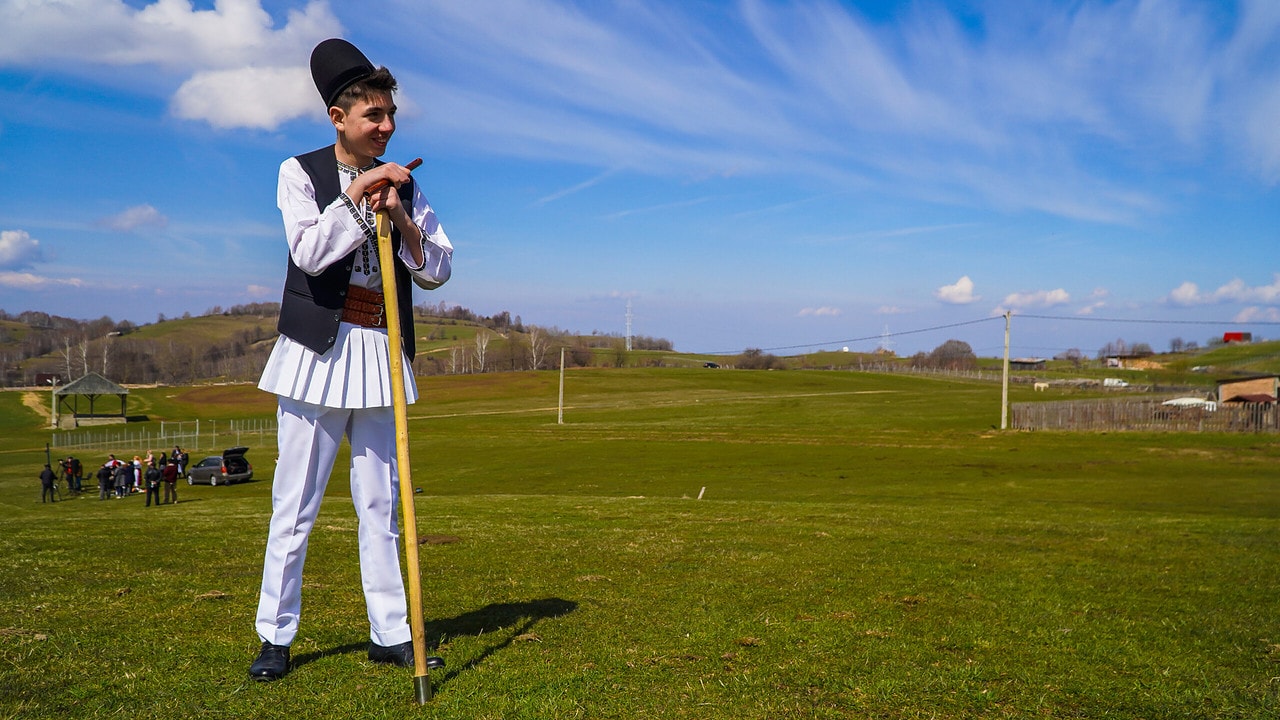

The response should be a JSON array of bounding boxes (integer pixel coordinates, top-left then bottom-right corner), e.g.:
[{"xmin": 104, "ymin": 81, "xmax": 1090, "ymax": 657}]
[{"xmin": 277, "ymin": 157, "xmax": 366, "ymax": 276}]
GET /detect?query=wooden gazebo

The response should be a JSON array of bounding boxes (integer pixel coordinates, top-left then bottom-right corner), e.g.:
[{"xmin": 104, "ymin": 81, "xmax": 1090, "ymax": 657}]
[{"xmin": 54, "ymin": 372, "xmax": 129, "ymax": 428}]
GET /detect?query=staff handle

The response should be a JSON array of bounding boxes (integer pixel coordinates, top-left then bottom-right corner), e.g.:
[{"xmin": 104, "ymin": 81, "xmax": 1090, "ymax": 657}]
[{"xmin": 374, "ymin": 209, "xmax": 432, "ymax": 703}]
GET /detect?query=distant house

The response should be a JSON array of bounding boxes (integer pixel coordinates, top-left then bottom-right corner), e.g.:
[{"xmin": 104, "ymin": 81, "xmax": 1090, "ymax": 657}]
[
  {"xmin": 1104, "ymin": 353, "xmax": 1161, "ymax": 370},
  {"xmin": 1222, "ymin": 331, "xmax": 1253, "ymax": 344},
  {"xmin": 1009, "ymin": 358, "xmax": 1046, "ymax": 371},
  {"xmin": 1216, "ymin": 375, "xmax": 1278, "ymax": 404}
]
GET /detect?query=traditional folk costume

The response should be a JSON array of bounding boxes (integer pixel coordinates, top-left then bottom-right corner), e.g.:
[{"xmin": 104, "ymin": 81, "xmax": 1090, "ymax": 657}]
[{"xmin": 252, "ymin": 39, "xmax": 453, "ymax": 657}]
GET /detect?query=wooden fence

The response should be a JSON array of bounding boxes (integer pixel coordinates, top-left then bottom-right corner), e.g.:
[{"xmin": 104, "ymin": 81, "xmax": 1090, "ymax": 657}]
[{"xmin": 1011, "ymin": 400, "xmax": 1278, "ymax": 433}]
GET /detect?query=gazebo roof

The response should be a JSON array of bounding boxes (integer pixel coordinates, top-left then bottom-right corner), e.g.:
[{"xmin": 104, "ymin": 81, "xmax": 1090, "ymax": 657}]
[{"xmin": 55, "ymin": 372, "xmax": 128, "ymax": 396}]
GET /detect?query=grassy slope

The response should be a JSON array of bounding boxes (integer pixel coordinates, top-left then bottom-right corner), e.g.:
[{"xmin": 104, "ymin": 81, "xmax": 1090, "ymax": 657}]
[{"xmin": 0, "ymin": 369, "xmax": 1277, "ymax": 719}]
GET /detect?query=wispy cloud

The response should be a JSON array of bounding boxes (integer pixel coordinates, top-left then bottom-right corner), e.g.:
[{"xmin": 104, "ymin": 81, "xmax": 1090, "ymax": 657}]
[
  {"xmin": 96, "ymin": 205, "xmax": 168, "ymax": 233},
  {"xmin": 0, "ymin": 271, "xmax": 84, "ymax": 290},
  {"xmin": 798, "ymin": 306, "xmax": 841, "ymax": 318},
  {"xmin": 603, "ymin": 196, "xmax": 714, "ymax": 221},
  {"xmin": 534, "ymin": 170, "xmax": 618, "ymax": 206},
  {"xmin": 1076, "ymin": 287, "xmax": 1109, "ymax": 315},
  {"xmin": 401, "ymin": 0, "xmax": 1279, "ymax": 221},
  {"xmin": 997, "ymin": 288, "xmax": 1071, "ymax": 312},
  {"xmin": 7, "ymin": 0, "xmax": 1279, "ymax": 218}
]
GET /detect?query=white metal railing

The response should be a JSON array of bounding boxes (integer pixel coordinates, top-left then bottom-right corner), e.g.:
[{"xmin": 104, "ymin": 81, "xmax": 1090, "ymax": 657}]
[{"xmin": 51, "ymin": 418, "xmax": 278, "ymax": 454}]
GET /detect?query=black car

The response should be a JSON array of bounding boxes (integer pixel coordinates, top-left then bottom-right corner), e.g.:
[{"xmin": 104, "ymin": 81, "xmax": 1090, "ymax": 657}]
[{"xmin": 187, "ymin": 446, "xmax": 253, "ymax": 486}]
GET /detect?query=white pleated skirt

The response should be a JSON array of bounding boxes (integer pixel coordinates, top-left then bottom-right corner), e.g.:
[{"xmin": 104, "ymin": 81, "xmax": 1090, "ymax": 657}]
[{"xmin": 258, "ymin": 322, "xmax": 418, "ymax": 409}]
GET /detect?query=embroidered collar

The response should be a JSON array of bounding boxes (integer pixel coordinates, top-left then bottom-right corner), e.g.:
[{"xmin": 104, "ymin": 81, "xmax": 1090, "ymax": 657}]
[{"xmin": 337, "ymin": 158, "xmax": 377, "ymax": 176}]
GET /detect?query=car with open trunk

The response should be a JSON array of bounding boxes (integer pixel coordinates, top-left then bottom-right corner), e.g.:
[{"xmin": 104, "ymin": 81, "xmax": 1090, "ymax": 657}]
[{"xmin": 187, "ymin": 446, "xmax": 253, "ymax": 486}]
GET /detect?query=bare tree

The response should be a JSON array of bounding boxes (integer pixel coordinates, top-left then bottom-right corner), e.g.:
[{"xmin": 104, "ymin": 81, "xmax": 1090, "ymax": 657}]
[
  {"xmin": 473, "ymin": 330, "xmax": 491, "ymax": 373},
  {"xmin": 78, "ymin": 338, "xmax": 90, "ymax": 376},
  {"xmin": 59, "ymin": 337, "xmax": 73, "ymax": 380},
  {"xmin": 528, "ymin": 326, "xmax": 549, "ymax": 370},
  {"xmin": 449, "ymin": 345, "xmax": 464, "ymax": 375}
]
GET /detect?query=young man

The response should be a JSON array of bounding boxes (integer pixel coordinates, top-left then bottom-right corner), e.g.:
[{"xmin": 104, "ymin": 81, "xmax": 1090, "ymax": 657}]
[{"xmin": 249, "ymin": 38, "xmax": 453, "ymax": 682}]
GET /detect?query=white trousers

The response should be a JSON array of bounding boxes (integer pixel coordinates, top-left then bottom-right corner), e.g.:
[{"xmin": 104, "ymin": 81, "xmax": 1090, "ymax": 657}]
[{"xmin": 254, "ymin": 396, "xmax": 411, "ymax": 647}]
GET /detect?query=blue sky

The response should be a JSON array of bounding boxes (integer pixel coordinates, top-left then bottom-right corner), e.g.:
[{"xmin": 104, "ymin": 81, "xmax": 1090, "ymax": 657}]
[{"xmin": 1, "ymin": 0, "xmax": 1278, "ymax": 358}]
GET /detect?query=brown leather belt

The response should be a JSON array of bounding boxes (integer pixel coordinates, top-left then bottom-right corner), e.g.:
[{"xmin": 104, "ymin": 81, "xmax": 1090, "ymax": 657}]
[{"xmin": 341, "ymin": 285, "xmax": 388, "ymax": 328}]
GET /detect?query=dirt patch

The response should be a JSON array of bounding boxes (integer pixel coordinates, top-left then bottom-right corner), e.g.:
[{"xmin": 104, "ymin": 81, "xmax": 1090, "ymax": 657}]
[{"xmin": 20, "ymin": 392, "xmax": 47, "ymax": 415}]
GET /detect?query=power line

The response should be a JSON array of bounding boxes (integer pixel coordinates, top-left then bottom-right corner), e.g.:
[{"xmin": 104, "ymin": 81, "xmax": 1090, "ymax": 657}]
[
  {"xmin": 1017, "ymin": 313, "xmax": 1280, "ymax": 326},
  {"xmin": 701, "ymin": 316, "xmax": 1002, "ymax": 355},
  {"xmin": 697, "ymin": 312, "xmax": 1279, "ymax": 356}
]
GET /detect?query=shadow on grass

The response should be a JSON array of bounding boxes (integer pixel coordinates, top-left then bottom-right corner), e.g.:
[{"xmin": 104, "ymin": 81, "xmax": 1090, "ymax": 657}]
[
  {"xmin": 428, "ymin": 597, "xmax": 579, "ymax": 686},
  {"xmin": 286, "ymin": 598, "xmax": 578, "ymax": 679}
]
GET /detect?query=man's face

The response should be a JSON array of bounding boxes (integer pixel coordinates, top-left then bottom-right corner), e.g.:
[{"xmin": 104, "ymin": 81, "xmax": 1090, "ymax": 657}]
[{"xmin": 335, "ymin": 92, "xmax": 396, "ymax": 162}]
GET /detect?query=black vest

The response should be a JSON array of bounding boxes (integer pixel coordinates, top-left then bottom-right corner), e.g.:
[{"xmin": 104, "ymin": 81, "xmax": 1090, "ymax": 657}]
[{"xmin": 277, "ymin": 145, "xmax": 417, "ymax": 360}]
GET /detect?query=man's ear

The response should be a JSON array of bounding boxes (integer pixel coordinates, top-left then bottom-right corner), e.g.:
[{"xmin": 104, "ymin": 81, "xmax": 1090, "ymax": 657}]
[{"xmin": 329, "ymin": 106, "xmax": 345, "ymax": 129}]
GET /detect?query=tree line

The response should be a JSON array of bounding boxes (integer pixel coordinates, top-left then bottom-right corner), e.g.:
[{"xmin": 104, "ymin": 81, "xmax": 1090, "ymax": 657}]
[{"xmin": 2, "ymin": 302, "xmax": 675, "ymax": 387}]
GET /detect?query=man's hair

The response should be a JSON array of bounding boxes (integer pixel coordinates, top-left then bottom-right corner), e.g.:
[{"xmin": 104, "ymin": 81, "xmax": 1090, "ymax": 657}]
[{"xmin": 334, "ymin": 67, "xmax": 397, "ymax": 111}]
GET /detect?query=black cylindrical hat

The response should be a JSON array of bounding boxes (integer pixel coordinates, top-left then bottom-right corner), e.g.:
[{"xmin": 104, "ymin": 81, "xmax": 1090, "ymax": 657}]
[{"xmin": 310, "ymin": 38, "xmax": 375, "ymax": 108}]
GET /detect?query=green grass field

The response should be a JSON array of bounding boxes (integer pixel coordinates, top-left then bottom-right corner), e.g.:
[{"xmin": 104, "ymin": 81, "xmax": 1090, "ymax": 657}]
[{"xmin": 1, "ymin": 368, "xmax": 1277, "ymax": 719}]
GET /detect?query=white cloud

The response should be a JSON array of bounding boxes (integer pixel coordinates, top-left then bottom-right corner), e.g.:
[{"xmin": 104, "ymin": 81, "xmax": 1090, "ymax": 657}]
[
  {"xmin": 798, "ymin": 306, "xmax": 841, "ymax": 317},
  {"xmin": 0, "ymin": 229, "xmax": 43, "ymax": 269},
  {"xmin": 1234, "ymin": 306, "xmax": 1280, "ymax": 322},
  {"xmin": 246, "ymin": 284, "xmax": 275, "ymax": 298},
  {"xmin": 1167, "ymin": 281, "xmax": 1203, "ymax": 306},
  {"xmin": 97, "ymin": 205, "xmax": 168, "ymax": 232},
  {"xmin": 0, "ymin": 271, "xmax": 84, "ymax": 289},
  {"xmin": 1000, "ymin": 288, "xmax": 1071, "ymax": 310},
  {"xmin": 172, "ymin": 66, "xmax": 316, "ymax": 130},
  {"xmin": 0, "ymin": 0, "xmax": 338, "ymax": 70},
  {"xmin": 0, "ymin": 0, "xmax": 340, "ymax": 129},
  {"xmin": 875, "ymin": 305, "xmax": 909, "ymax": 315},
  {"xmin": 935, "ymin": 276, "xmax": 978, "ymax": 305},
  {"xmin": 1167, "ymin": 275, "xmax": 1280, "ymax": 306}
]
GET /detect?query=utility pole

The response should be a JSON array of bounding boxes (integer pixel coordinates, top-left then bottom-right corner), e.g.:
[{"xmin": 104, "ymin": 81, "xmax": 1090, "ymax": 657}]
[
  {"xmin": 625, "ymin": 299, "xmax": 633, "ymax": 352},
  {"xmin": 49, "ymin": 376, "xmax": 60, "ymax": 429},
  {"xmin": 557, "ymin": 347, "xmax": 565, "ymax": 425},
  {"xmin": 1001, "ymin": 311, "xmax": 1011, "ymax": 430}
]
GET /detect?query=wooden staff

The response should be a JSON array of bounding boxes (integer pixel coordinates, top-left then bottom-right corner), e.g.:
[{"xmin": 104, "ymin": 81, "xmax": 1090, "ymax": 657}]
[{"xmin": 373, "ymin": 178, "xmax": 433, "ymax": 703}]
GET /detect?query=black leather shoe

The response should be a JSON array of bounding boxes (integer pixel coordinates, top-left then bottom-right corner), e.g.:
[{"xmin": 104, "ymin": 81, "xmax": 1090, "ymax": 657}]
[
  {"xmin": 369, "ymin": 640, "xmax": 414, "ymax": 667},
  {"xmin": 249, "ymin": 641, "xmax": 290, "ymax": 681}
]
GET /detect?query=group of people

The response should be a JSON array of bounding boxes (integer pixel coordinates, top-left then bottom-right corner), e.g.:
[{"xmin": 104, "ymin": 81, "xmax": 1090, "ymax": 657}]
[
  {"xmin": 40, "ymin": 447, "xmax": 190, "ymax": 508},
  {"xmin": 95, "ymin": 448, "xmax": 189, "ymax": 507}
]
